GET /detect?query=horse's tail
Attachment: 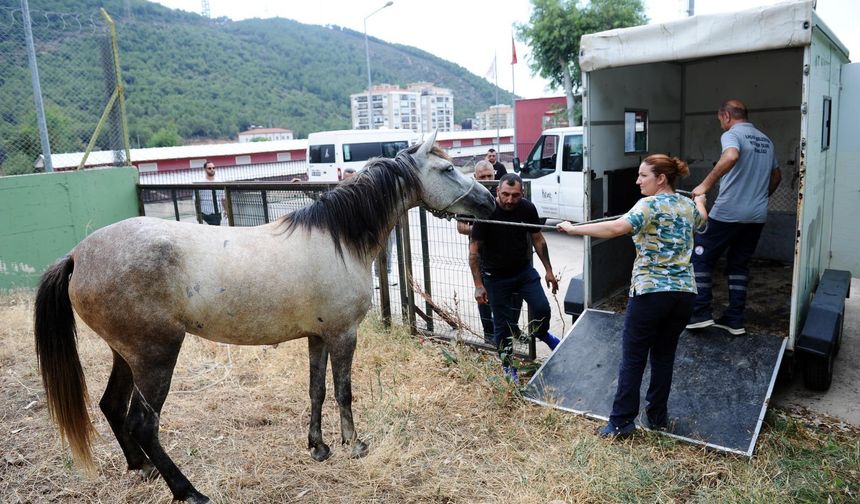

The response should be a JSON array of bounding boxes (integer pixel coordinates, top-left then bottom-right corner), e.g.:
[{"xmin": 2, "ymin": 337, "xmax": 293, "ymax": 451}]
[{"xmin": 34, "ymin": 255, "xmax": 96, "ymax": 472}]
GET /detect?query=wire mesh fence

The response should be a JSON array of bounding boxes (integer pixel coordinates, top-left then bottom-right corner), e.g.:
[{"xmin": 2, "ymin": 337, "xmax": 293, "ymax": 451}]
[{"xmin": 0, "ymin": 4, "xmax": 128, "ymax": 175}]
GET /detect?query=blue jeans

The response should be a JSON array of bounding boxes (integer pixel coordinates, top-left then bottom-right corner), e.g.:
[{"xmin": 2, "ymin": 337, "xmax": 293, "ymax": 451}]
[
  {"xmin": 610, "ymin": 291, "xmax": 694, "ymax": 427},
  {"xmin": 483, "ymin": 267, "xmax": 550, "ymax": 367},
  {"xmin": 691, "ymin": 218, "xmax": 764, "ymax": 324}
]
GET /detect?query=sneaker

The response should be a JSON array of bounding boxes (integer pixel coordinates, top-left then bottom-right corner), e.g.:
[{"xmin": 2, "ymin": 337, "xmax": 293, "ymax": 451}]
[
  {"xmin": 646, "ymin": 416, "xmax": 669, "ymax": 432},
  {"xmin": 686, "ymin": 313, "xmax": 714, "ymax": 330},
  {"xmin": 503, "ymin": 366, "xmax": 519, "ymax": 382},
  {"xmin": 540, "ymin": 332, "xmax": 561, "ymax": 351},
  {"xmin": 597, "ymin": 421, "xmax": 636, "ymax": 439},
  {"xmin": 713, "ymin": 316, "xmax": 745, "ymax": 335}
]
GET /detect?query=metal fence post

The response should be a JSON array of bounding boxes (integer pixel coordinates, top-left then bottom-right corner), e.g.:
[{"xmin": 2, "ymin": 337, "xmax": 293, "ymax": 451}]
[
  {"xmin": 377, "ymin": 247, "xmax": 392, "ymax": 328},
  {"xmin": 224, "ymin": 188, "xmax": 234, "ymax": 226},
  {"xmin": 171, "ymin": 189, "xmax": 180, "ymax": 221},
  {"xmin": 418, "ymin": 208, "xmax": 433, "ymax": 332},
  {"xmin": 20, "ymin": 0, "xmax": 52, "ymax": 172},
  {"xmin": 193, "ymin": 189, "xmax": 202, "ymax": 223},
  {"xmin": 261, "ymin": 190, "xmax": 270, "ymax": 223},
  {"xmin": 398, "ymin": 214, "xmax": 416, "ymax": 334}
]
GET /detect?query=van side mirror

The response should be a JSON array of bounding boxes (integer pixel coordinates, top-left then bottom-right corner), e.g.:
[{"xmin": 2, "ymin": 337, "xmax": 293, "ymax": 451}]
[{"xmin": 513, "ymin": 157, "xmax": 521, "ymax": 172}]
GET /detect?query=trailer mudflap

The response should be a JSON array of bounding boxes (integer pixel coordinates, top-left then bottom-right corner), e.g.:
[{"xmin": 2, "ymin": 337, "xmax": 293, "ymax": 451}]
[{"xmin": 524, "ymin": 309, "xmax": 786, "ymax": 456}]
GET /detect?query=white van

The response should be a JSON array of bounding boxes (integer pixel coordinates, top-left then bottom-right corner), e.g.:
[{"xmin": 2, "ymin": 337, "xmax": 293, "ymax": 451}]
[
  {"xmin": 306, "ymin": 129, "xmax": 418, "ymax": 182},
  {"xmin": 515, "ymin": 126, "xmax": 585, "ymax": 222}
]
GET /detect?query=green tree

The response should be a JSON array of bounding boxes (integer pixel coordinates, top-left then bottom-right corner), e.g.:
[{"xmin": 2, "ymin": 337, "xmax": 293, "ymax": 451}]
[
  {"xmin": 518, "ymin": 0, "xmax": 647, "ymax": 125},
  {"xmin": 146, "ymin": 123, "xmax": 182, "ymax": 148}
]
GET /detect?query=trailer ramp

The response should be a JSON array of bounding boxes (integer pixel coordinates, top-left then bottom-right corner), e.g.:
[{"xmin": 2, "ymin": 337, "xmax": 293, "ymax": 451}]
[{"xmin": 524, "ymin": 309, "xmax": 786, "ymax": 456}]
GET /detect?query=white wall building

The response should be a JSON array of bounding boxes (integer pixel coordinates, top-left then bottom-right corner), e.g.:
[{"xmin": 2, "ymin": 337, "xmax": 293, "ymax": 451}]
[
  {"xmin": 475, "ymin": 104, "xmax": 514, "ymax": 130},
  {"xmin": 350, "ymin": 82, "xmax": 453, "ymax": 133},
  {"xmin": 237, "ymin": 127, "xmax": 294, "ymax": 143}
]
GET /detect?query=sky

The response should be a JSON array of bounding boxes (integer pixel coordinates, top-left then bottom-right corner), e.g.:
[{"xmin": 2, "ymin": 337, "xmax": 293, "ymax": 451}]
[{"xmin": 151, "ymin": 0, "xmax": 859, "ymax": 100}]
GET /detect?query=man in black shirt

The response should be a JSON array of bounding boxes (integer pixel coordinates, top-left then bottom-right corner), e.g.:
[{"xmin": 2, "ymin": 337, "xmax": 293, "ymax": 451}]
[
  {"xmin": 486, "ymin": 148, "xmax": 507, "ymax": 180},
  {"xmin": 469, "ymin": 173, "xmax": 560, "ymax": 379}
]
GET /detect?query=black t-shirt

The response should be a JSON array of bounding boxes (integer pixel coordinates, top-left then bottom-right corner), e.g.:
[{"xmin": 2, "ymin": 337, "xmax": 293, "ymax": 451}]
[
  {"xmin": 492, "ymin": 161, "xmax": 507, "ymax": 180},
  {"xmin": 471, "ymin": 198, "xmax": 540, "ymax": 276}
]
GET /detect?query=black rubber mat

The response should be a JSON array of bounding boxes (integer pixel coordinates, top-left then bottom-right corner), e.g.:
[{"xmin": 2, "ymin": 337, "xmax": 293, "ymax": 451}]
[{"xmin": 524, "ymin": 309, "xmax": 786, "ymax": 455}]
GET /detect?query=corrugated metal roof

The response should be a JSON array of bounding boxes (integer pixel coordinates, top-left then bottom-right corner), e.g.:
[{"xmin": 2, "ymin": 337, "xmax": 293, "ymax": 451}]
[
  {"xmin": 39, "ymin": 139, "xmax": 308, "ymax": 170},
  {"xmin": 37, "ymin": 129, "xmax": 514, "ymax": 170}
]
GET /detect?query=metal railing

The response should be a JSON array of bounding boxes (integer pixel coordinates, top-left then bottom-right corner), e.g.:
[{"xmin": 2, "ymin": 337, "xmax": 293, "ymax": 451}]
[{"xmin": 138, "ymin": 180, "xmax": 538, "ymax": 359}]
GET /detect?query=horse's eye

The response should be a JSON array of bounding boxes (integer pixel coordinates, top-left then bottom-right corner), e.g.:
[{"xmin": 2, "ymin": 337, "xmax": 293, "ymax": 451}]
[{"xmin": 445, "ymin": 165, "xmax": 454, "ymax": 172}]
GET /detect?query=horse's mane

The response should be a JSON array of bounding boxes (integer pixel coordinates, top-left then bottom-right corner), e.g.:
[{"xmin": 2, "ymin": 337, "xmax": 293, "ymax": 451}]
[{"xmin": 281, "ymin": 144, "xmax": 450, "ymax": 260}]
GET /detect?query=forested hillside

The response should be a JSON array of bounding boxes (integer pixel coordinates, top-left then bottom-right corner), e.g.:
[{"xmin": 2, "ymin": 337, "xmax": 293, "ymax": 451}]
[{"xmin": 1, "ymin": 0, "xmax": 513, "ymax": 154}]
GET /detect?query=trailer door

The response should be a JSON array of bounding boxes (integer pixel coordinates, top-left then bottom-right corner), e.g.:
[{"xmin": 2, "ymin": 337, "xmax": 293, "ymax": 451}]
[{"xmin": 830, "ymin": 63, "xmax": 860, "ymax": 274}]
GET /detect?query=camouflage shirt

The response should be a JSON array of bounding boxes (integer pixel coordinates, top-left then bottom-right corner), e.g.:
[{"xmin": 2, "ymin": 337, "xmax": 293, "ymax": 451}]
[{"xmin": 623, "ymin": 193, "xmax": 706, "ymax": 296}]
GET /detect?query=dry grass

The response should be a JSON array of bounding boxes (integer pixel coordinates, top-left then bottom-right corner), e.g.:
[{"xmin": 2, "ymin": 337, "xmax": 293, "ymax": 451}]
[{"xmin": 1, "ymin": 291, "xmax": 858, "ymax": 503}]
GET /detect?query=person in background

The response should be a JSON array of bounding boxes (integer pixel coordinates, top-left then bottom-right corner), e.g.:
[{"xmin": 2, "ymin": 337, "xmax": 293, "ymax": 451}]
[
  {"xmin": 197, "ymin": 161, "xmax": 225, "ymax": 226},
  {"xmin": 686, "ymin": 99, "xmax": 781, "ymax": 336},
  {"xmin": 557, "ymin": 154, "xmax": 707, "ymax": 438},
  {"xmin": 486, "ymin": 148, "xmax": 507, "ymax": 180},
  {"xmin": 470, "ymin": 173, "xmax": 560, "ymax": 381}
]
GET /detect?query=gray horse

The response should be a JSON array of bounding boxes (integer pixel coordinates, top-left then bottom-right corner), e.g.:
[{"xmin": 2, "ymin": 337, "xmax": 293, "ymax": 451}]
[{"xmin": 33, "ymin": 132, "xmax": 495, "ymax": 503}]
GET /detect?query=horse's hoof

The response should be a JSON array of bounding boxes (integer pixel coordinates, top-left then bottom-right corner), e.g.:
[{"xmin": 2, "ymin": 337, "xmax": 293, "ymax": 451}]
[
  {"xmin": 184, "ymin": 490, "xmax": 212, "ymax": 504},
  {"xmin": 350, "ymin": 440, "xmax": 369, "ymax": 459},
  {"xmin": 310, "ymin": 443, "xmax": 331, "ymax": 462}
]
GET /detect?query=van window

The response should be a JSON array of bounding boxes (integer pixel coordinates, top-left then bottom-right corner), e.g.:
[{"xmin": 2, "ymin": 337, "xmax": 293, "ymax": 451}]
[
  {"xmin": 519, "ymin": 135, "xmax": 559, "ymax": 179},
  {"xmin": 344, "ymin": 141, "xmax": 409, "ymax": 162},
  {"xmin": 309, "ymin": 144, "xmax": 335, "ymax": 163},
  {"xmin": 562, "ymin": 134, "xmax": 584, "ymax": 172},
  {"xmin": 381, "ymin": 140, "xmax": 409, "ymax": 158}
]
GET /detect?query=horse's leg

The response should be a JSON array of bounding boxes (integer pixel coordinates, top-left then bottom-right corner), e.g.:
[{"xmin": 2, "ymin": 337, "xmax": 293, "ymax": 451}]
[
  {"xmin": 125, "ymin": 334, "xmax": 211, "ymax": 504},
  {"xmin": 330, "ymin": 330, "xmax": 368, "ymax": 458},
  {"xmin": 99, "ymin": 349, "xmax": 156, "ymax": 479},
  {"xmin": 307, "ymin": 335, "xmax": 331, "ymax": 462}
]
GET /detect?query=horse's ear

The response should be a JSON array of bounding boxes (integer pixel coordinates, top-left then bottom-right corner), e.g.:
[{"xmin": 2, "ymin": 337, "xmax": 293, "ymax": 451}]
[{"xmin": 416, "ymin": 130, "xmax": 438, "ymax": 157}]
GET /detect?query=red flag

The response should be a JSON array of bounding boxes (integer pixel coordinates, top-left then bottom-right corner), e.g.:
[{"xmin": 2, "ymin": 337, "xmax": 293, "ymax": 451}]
[{"xmin": 511, "ymin": 36, "xmax": 518, "ymax": 65}]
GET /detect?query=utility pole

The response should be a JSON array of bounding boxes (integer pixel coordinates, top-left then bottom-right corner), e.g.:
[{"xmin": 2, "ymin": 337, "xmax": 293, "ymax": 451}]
[{"xmin": 364, "ymin": 1, "xmax": 393, "ymax": 130}]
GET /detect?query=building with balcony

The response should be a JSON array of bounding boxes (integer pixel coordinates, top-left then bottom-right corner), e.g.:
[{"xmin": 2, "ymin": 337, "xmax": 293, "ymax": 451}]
[
  {"xmin": 475, "ymin": 104, "xmax": 514, "ymax": 130},
  {"xmin": 350, "ymin": 82, "xmax": 453, "ymax": 133}
]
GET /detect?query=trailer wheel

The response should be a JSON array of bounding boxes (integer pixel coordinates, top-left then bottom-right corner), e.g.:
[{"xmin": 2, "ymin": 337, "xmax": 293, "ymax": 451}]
[
  {"xmin": 802, "ymin": 353, "xmax": 833, "ymax": 391},
  {"xmin": 776, "ymin": 353, "xmax": 796, "ymax": 385},
  {"xmin": 834, "ymin": 313, "xmax": 844, "ymax": 357}
]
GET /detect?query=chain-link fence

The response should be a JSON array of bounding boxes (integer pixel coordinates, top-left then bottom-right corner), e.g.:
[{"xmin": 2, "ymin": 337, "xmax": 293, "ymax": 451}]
[{"xmin": 0, "ymin": 3, "xmax": 128, "ymax": 176}]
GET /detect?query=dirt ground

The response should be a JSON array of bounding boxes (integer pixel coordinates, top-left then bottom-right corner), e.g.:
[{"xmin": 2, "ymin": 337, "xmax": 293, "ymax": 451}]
[{"xmin": 2, "ymin": 291, "xmax": 858, "ymax": 503}]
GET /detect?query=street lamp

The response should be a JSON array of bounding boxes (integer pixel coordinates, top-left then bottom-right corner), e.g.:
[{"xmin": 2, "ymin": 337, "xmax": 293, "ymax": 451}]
[{"xmin": 364, "ymin": 1, "xmax": 393, "ymax": 129}]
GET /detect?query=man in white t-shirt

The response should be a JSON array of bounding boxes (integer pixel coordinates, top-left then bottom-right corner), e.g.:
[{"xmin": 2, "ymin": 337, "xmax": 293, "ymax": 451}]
[
  {"xmin": 197, "ymin": 161, "xmax": 225, "ymax": 225},
  {"xmin": 686, "ymin": 99, "xmax": 781, "ymax": 335}
]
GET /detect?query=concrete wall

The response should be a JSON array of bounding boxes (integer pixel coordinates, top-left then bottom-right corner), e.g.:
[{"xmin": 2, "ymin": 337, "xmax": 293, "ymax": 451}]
[{"xmin": 0, "ymin": 167, "xmax": 139, "ymax": 290}]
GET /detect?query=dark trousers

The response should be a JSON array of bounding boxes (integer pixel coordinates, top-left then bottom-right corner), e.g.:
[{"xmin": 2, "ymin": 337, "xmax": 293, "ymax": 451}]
[
  {"xmin": 483, "ymin": 267, "xmax": 550, "ymax": 367},
  {"xmin": 691, "ymin": 218, "xmax": 764, "ymax": 324},
  {"xmin": 610, "ymin": 291, "xmax": 694, "ymax": 427},
  {"xmin": 478, "ymin": 293, "xmax": 523, "ymax": 343},
  {"xmin": 202, "ymin": 212, "xmax": 222, "ymax": 226}
]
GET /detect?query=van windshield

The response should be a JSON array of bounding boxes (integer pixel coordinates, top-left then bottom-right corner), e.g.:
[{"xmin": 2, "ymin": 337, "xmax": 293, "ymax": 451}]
[
  {"xmin": 343, "ymin": 141, "xmax": 409, "ymax": 162},
  {"xmin": 519, "ymin": 135, "xmax": 559, "ymax": 179}
]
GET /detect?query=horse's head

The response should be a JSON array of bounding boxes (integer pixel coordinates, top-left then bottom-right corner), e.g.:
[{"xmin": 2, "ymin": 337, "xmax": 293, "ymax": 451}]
[{"xmin": 407, "ymin": 131, "xmax": 495, "ymax": 219}]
